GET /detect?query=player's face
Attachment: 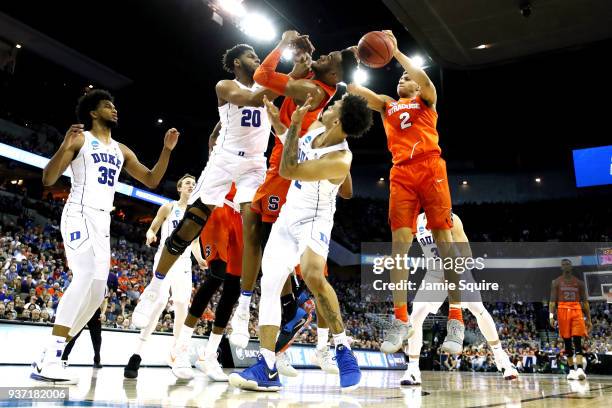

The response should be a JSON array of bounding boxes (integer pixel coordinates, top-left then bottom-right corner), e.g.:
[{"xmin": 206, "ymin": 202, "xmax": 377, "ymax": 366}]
[
  {"xmin": 312, "ymin": 51, "xmax": 342, "ymax": 74},
  {"xmin": 561, "ymin": 260, "xmax": 572, "ymax": 273},
  {"xmin": 93, "ymin": 100, "xmax": 118, "ymax": 128},
  {"xmin": 238, "ymin": 50, "xmax": 261, "ymax": 75},
  {"xmin": 178, "ymin": 177, "xmax": 195, "ymax": 196},
  {"xmin": 397, "ymin": 72, "xmax": 420, "ymax": 98},
  {"xmin": 321, "ymin": 98, "xmax": 343, "ymax": 126}
]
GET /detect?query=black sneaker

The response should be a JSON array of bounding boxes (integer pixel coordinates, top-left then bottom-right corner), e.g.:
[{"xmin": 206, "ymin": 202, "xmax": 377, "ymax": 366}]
[{"xmin": 124, "ymin": 354, "xmax": 142, "ymax": 379}]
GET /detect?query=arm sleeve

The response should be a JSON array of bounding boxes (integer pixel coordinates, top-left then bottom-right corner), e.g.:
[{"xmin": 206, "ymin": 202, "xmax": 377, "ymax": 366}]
[{"xmin": 253, "ymin": 48, "xmax": 290, "ymax": 95}]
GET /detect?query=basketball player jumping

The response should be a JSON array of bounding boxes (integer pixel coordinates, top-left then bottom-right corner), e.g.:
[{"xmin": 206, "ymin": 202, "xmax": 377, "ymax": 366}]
[
  {"xmin": 230, "ymin": 30, "xmax": 359, "ymax": 350},
  {"xmin": 229, "ymin": 94, "xmax": 373, "ymax": 391},
  {"xmin": 348, "ymin": 30, "xmax": 464, "ymax": 355},
  {"xmin": 402, "ymin": 212, "xmax": 518, "ymax": 386},
  {"xmin": 33, "ymin": 89, "xmax": 179, "ymax": 384},
  {"xmin": 549, "ymin": 259, "xmax": 592, "ymax": 381},
  {"xmin": 123, "ymin": 174, "xmax": 196, "ymax": 379}
]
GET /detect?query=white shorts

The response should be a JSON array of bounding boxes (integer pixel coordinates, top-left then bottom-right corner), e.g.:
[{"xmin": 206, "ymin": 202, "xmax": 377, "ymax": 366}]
[
  {"xmin": 188, "ymin": 148, "xmax": 266, "ymax": 207},
  {"xmin": 153, "ymin": 251, "xmax": 193, "ymax": 304},
  {"xmin": 262, "ymin": 206, "xmax": 334, "ymax": 269},
  {"xmin": 412, "ymin": 268, "xmax": 482, "ymax": 312},
  {"xmin": 61, "ymin": 203, "xmax": 111, "ymax": 280}
]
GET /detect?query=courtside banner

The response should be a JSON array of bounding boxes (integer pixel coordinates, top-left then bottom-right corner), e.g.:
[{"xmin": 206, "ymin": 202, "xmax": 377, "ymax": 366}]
[{"xmin": 361, "ymin": 242, "xmax": 611, "ymax": 303}]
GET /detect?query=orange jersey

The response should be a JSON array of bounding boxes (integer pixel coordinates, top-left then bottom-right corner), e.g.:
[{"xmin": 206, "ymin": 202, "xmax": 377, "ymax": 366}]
[
  {"xmin": 556, "ymin": 276, "xmax": 583, "ymax": 310},
  {"xmin": 383, "ymin": 96, "xmax": 440, "ymax": 165}
]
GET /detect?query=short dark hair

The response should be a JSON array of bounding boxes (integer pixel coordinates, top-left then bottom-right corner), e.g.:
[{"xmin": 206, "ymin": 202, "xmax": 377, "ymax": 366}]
[
  {"xmin": 222, "ymin": 44, "xmax": 254, "ymax": 73},
  {"xmin": 177, "ymin": 173, "xmax": 195, "ymax": 189},
  {"xmin": 75, "ymin": 89, "xmax": 114, "ymax": 130},
  {"xmin": 339, "ymin": 49, "xmax": 358, "ymax": 82},
  {"xmin": 339, "ymin": 94, "xmax": 373, "ymax": 138}
]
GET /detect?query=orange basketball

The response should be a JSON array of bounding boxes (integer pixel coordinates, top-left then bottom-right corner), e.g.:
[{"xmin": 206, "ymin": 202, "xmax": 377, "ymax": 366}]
[{"xmin": 357, "ymin": 31, "xmax": 394, "ymax": 68}]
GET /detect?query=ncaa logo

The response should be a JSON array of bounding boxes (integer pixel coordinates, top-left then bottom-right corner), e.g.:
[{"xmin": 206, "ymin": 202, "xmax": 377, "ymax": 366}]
[
  {"xmin": 175, "ymin": 210, "xmax": 181, "ymax": 217},
  {"xmin": 305, "ymin": 136, "xmax": 312, "ymax": 143},
  {"xmin": 418, "ymin": 226, "xmax": 425, "ymax": 233},
  {"xmin": 236, "ymin": 348, "xmax": 245, "ymax": 360},
  {"xmin": 91, "ymin": 140, "xmax": 100, "ymax": 150}
]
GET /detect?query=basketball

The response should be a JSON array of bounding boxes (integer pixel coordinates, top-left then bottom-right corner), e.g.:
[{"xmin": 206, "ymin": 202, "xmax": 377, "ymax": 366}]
[{"xmin": 357, "ymin": 31, "xmax": 394, "ymax": 68}]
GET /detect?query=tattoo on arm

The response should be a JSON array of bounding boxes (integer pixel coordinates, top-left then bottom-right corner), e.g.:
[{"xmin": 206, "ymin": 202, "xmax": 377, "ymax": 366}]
[{"xmin": 281, "ymin": 123, "xmax": 300, "ymax": 172}]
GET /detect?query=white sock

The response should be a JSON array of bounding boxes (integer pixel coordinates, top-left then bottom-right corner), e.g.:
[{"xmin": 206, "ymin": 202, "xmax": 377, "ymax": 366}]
[
  {"xmin": 177, "ymin": 325, "xmax": 195, "ymax": 347},
  {"xmin": 237, "ymin": 292, "xmax": 252, "ymax": 314},
  {"xmin": 333, "ymin": 331, "xmax": 350, "ymax": 349},
  {"xmin": 317, "ymin": 328, "xmax": 329, "ymax": 350},
  {"xmin": 148, "ymin": 275, "xmax": 165, "ymax": 292},
  {"xmin": 491, "ymin": 343, "xmax": 510, "ymax": 366},
  {"xmin": 47, "ymin": 335, "xmax": 66, "ymax": 359},
  {"xmin": 260, "ymin": 348, "xmax": 276, "ymax": 370},
  {"xmin": 134, "ymin": 337, "xmax": 147, "ymax": 355},
  {"xmin": 204, "ymin": 333, "xmax": 223, "ymax": 359},
  {"xmin": 408, "ymin": 359, "xmax": 419, "ymax": 369}
]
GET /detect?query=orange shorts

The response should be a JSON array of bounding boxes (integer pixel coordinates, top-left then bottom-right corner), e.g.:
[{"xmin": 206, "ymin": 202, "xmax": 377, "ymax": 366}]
[
  {"xmin": 558, "ymin": 308, "xmax": 587, "ymax": 338},
  {"xmin": 251, "ymin": 168, "xmax": 291, "ymax": 224},
  {"xmin": 389, "ymin": 154, "xmax": 453, "ymax": 232},
  {"xmin": 199, "ymin": 205, "xmax": 243, "ymax": 277}
]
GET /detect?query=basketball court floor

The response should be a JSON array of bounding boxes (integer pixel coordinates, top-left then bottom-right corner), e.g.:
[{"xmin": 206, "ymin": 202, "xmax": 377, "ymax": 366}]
[{"xmin": 1, "ymin": 366, "xmax": 610, "ymax": 407}]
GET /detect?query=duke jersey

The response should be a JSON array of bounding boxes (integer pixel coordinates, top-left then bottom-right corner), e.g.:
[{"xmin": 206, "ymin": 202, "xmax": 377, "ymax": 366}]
[
  {"xmin": 215, "ymin": 79, "xmax": 271, "ymax": 156},
  {"xmin": 67, "ymin": 131, "xmax": 124, "ymax": 211},
  {"xmin": 158, "ymin": 201, "xmax": 189, "ymax": 259},
  {"xmin": 415, "ymin": 213, "xmax": 442, "ymax": 271},
  {"xmin": 284, "ymin": 126, "xmax": 349, "ymax": 221}
]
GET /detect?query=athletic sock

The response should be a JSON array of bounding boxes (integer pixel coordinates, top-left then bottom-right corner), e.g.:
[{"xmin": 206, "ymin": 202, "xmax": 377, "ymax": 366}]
[
  {"xmin": 148, "ymin": 272, "xmax": 165, "ymax": 292},
  {"xmin": 237, "ymin": 291, "xmax": 252, "ymax": 314},
  {"xmin": 47, "ymin": 335, "xmax": 66, "ymax": 359},
  {"xmin": 177, "ymin": 325, "xmax": 195, "ymax": 348},
  {"xmin": 317, "ymin": 327, "xmax": 329, "ymax": 350},
  {"xmin": 204, "ymin": 333, "xmax": 223, "ymax": 360},
  {"xmin": 261, "ymin": 348, "xmax": 276, "ymax": 370},
  {"xmin": 333, "ymin": 331, "xmax": 351, "ymax": 349},
  {"xmin": 491, "ymin": 343, "xmax": 510, "ymax": 367},
  {"xmin": 448, "ymin": 306, "xmax": 463, "ymax": 323},
  {"xmin": 408, "ymin": 359, "xmax": 419, "ymax": 369},
  {"xmin": 134, "ymin": 337, "xmax": 146, "ymax": 355},
  {"xmin": 394, "ymin": 304, "xmax": 409, "ymax": 323}
]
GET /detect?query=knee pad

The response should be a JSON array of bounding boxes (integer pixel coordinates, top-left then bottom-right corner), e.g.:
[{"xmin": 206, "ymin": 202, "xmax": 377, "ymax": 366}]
[
  {"xmin": 165, "ymin": 204, "xmax": 210, "ymax": 256},
  {"xmin": 564, "ymin": 338, "xmax": 574, "ymax": 356},
  {"xmin": 573, "ymin": 336, "xmax": 583, "ymax": 355},
  {"xmin": 214, "ymin": 275, "xmax": 241, "ymax": 328}
]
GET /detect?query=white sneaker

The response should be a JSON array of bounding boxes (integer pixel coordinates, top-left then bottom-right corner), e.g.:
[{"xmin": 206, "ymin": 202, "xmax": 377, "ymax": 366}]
[
  {"xmin": 132, "ymin": 285, "xmax": 161, "ymax": 329},
  {"xmin": 501, "ymin": 365, "xmax": 519, "ymax": 380},
  {"xmin": 381, "ymin": 319, "xmax": 414, "ymax": 354},
  {"xmin": 276, "ymin": 352, "xmax": 298, "ymax": 377},
  {"xmin": 195, "ymin": 355, "xmax": 228, "ymax": 382},
  {"xmin": 567, "ymin": 369, "xmax": 579, "ymax": 380},
  {"xmin": 576, "ymin": 367, "xmax": 587, "ymax": 380},
  {"xmin": 400, "ymin": 363, "xmax": 421, "ymax": 386},
  {"xmin": 441, "ymin": 319, "xmax": 464, "ymax": 355},
  {"xmin": 170, "ymin": 344, "xmax": 194, "ymax": 380},
  {"xmin": 31, "ymin": 351, "xmax": 78, "ymax": 385},
  {"xmin": 229, "ymin": 308, "xmax": 251, "ymax": 349},
  {"xmin": 311, "ymin": 347, "xmax": 339, "ymax": 374}
]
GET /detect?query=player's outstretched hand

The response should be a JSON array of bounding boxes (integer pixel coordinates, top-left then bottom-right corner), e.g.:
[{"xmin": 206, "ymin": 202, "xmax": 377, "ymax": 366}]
[
  {"xmin": 382, "ymin": 30, "xmax": 398, "ymax": 53},
  {"xmin": 145, "ymin": 230, "xmax": 157, "ymax": 246},
  {"xmin": 289, "ymin": 52, "xmax": 312, "ymax": 79},
  {"xmin": 280, "ymin": 30, "xmax": 300, "ymax": 48},
  {"xmin": 263, "ymin": 95, "xmax": 280, "ymax": 121},
  {"xmin": 290, "ymin": 94, "xmax": 313, "ymax": 125},
  {"xmin": 164, "ymin": 128, "xmax": 180, "ymax": 150},
  {"xmin": 62, "ymin": 124, "xmax": 84, "ymax": 150}
]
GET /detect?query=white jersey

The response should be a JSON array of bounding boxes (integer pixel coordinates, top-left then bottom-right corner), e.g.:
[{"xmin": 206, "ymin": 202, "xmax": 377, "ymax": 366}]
[
  {"xmin": 67, "ymin": 131, "xmax": 124, "ymax": 211},
  {"xmin": 158, "ymin": 201, "xmax": 189, "ymax": 259},
  {"xmin": 415, "ymin": 213, "xmax": 442, "ymax": 272},
  {"xmin": 284, "ymin": 126, "xmax": 349, "ymax": 222},
  {"xmin": 215, "ymin": 80, "xmax": 271, "ymax": 157}
]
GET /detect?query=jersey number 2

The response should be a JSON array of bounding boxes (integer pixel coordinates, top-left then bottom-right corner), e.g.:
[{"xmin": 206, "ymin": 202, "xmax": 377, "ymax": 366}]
[
  {"xmin": 241, "ymin": 109, "xmax": 261, "ymax": 127},
  {"xmin": 399, "ymin": 112, "xmax": 412, "ymax": 129},
  {"xmin": 98, "ymin": 166, "xmax": 116, "ymax": 186}
]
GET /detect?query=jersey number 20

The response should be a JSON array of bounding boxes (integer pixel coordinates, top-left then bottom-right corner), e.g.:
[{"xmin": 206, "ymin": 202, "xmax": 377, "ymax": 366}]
[
  {"xmin": 241, "ymin": 109, "xmax": 261, "ymax": 127},
  {"xmin": 98, "ymin": 166, "xmax": 116, "ymax": 186}
]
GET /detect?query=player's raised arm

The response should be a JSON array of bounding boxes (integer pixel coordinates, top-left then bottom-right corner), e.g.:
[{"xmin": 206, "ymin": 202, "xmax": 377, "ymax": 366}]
[
  {"xmin": 254, "ymin": 30, "xmax": 326, "ymax": 107},
  {"xmin": 42, "ymin": 124, "xmax": 86, "ymax": 186},
  {"xmin": 263, "ymin": 95, "xmax": 288, "ymax": 138},
  {"xmin": 120, "ymin": 128, "xmax": 179, "ymax": 189},
  {"xmin": 146, "ymin": 202, "xmax": 172, "ymax": 246},
  {"xmin": 346, "ymin": 83, "xmax": 392, "ymax": 113},
  {"xmin": 279, "ymin": 96, "xmax": 351, "ymax": 181},
  {"xmin": 383, "ymin": 30, "xmax": 437, "ymax": 107}
]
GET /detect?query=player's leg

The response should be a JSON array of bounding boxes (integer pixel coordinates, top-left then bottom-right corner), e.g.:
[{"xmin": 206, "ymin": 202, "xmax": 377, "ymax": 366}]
[
  {"xmin": 169, "ymin": 258, "xmax": 193, "ymax": 343},
  {"xmin": 401, "ymin": 302, "xmax": 438, "ymax": 386},
  {"xmin": 88, "ymin": 308, "xmax": 103, "ymax": 368},
  {"xmin": 570, "ymin": 308, "xmax": 588, "ymax": 380},
  {"xmin": 61, "ymin": 328, "xmax": 83, "ymax": 363},
  {"xmin": 300, "ymin": 247, "xmax": 361, "ymax": 390},
  {"xmin": 465, "ymin": 301, "xmax": 518, "ymax": 379},
  {"xmin": 309, "ymin": 305, "xmax": 338, "ymax": 374},
  {"xmin": 383, "ymin": 167, "xmax": 417, "ymax": 353}
]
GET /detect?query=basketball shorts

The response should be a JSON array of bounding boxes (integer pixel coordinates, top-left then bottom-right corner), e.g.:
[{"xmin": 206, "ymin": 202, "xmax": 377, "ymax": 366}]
[
  {"xmin": 389, "ymin": 154, "xmax": 453, "ymax": 232},
  {"xmin": 193, "ymin": 204, "xmax": 243, "ymax": 277},
  {"xmin": 152, "ymin": 250, "xmax": 193, "ymax": 304},
  {"xmin": 251, "ymin": 167, "xmax": 292, "ymax": 224},
  {"xmin": 61, "ymin": 203, "xmax": 111, "ymax": 280},
  {"xmin": 188, "ymin": 147, "xmax": 266, "ymax": 207},
  {"xmin": 558, "ymin": 307, "xmax": 587, "ymax": 338}
]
